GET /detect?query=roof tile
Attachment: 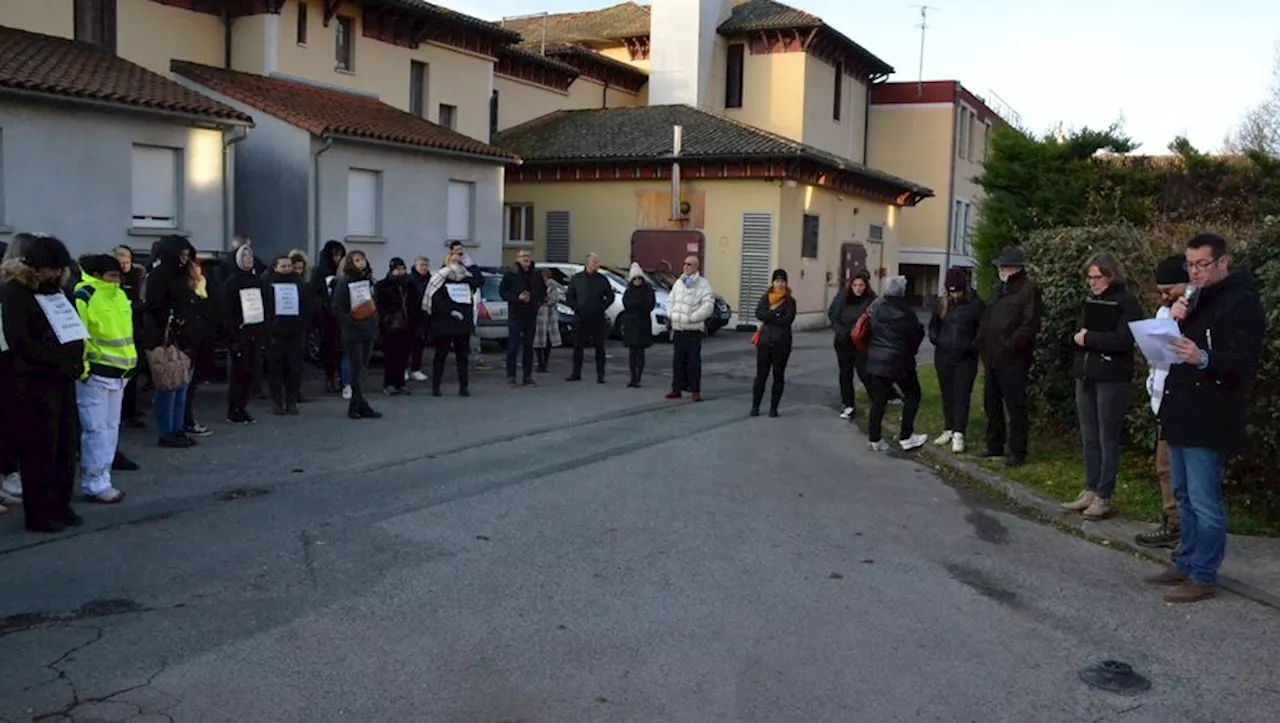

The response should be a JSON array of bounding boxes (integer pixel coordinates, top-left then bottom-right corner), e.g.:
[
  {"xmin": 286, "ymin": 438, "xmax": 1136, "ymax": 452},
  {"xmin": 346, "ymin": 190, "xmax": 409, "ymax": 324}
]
[
  {"xmin": 495, "ymin": 104, "xmax": 931, "ymax": 197},
  {"xmin": 171, "ymin": 62, "xmax": 515, "ymax": 161},
  {"xmin": 0, "ymin": 25, "xmax": 249, "ymax": 123},
  {"xmin": 501, "ymin": 2, "xmax": 651, "ymax": 45}
]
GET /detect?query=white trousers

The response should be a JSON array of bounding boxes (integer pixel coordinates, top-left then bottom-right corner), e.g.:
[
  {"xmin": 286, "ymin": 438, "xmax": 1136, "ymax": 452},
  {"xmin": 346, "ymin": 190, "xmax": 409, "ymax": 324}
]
[{"xmin": 76, "ymin": 376, "xmax": 124, "ymax": 496}]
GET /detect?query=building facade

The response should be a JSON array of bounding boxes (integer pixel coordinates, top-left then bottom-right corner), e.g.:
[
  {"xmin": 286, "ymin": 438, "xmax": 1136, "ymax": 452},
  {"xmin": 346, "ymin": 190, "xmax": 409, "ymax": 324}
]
[{"xmin": 869, "ymin": 81, "xmax": 1007, "ymax": 304}]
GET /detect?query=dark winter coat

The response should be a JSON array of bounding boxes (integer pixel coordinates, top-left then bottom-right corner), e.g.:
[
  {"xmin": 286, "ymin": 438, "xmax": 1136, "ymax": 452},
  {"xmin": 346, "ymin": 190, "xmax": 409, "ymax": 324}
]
[
  {"xmin": 375, "ymin": 274, "xmax": 413, "ymax": 337},
  {"xmin": 222, "ymin": 252, "xmax": 267, "ymax": 346},
  {"xmin": 142, "ymin": 235, "xmax": 200, "ymax": 353},
  {"xmin": 565, "ymin": 271, "xmax": 615, "ymax": 319},
  {"xmin": 976, "ymin": 271, "xmax": 1042, "ymax": 370},
  {"xmin": 866, "ymin": 296, "xmax": 925, "ymax": 380},
  {"xmin": 0, "ymin": 259, "xmax": 85, "ymax": 384},
  {"xmin": 928, "ymin": 292, "xmax": 985, "ymax": 360},
  {"xmin": 828, "ymin": 287, "xmax": 877, "ymax": 344},
  {"xmin": 332, "ymin": 265, "xmax": 379, "ymax": 344},
  {"xmin": 500, "ymin": 263, "xmax": 547, "ymax": 323},
  {"xmin": 427, "ymin": 268, "xmax": 483, "ymax": 339},
  {"xmin": 755, "ymin": 292, "xmax": 797, "ymax": 347},
  {"xmin": 407, "ymin": 268, "xmax": 431, "ymax": 332},
  {"xmin": 1070, "ymin": 282, "xmax": 1144, "ymax": 383},
  {"xmin": 1158, "ymin": 270, "xmax": 1267, "ymax": 455},
  {"xmin": 620, "ymin": 281, "xmax": 656, "ymax": 348},
  {"xmin": 264, "ymin": 271, "xmax": 310, "ymax": 337},
  {"xmin": 307, "ymin": 240, "xmax": 345, "ymax": 316}
]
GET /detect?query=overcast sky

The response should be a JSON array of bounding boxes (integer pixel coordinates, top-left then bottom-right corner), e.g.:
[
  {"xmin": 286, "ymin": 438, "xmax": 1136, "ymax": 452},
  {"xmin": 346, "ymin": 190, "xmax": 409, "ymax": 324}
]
[{"xmin": 450, "ymin": 0, "xmax": 1280, "ymax": 155}]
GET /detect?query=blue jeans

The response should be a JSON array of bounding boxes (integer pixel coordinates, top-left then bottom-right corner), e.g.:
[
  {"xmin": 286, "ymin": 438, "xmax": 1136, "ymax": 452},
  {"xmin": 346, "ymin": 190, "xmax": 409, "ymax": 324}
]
[
  {"xmin": 505, "ymin": 317, "xmax": 535, "ymax": 381},
  {"xmin": 154, "ymin": 385, "xmax": 188, "ymax": 439},
  {"xmin": 1169, "ymin": 445, "xmax": 1228, "ymax": 585},
  {"xmin": 340, "ymin": 355, "xmax": 352, "ymax": 387}
]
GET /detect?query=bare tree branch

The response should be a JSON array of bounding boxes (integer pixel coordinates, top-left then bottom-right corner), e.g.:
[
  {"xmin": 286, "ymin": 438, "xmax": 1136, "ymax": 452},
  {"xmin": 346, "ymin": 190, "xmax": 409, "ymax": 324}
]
[{"xmin": 1225, "ymin": 47, "xmax": 1280, "ymax": 155}]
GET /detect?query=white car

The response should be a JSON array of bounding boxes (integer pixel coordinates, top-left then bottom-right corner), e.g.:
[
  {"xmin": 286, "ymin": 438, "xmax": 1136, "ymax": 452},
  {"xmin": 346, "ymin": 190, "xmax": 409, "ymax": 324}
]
[{"xmin": 539, "ymin": 263, "xmax": 669, "ymax": 340}]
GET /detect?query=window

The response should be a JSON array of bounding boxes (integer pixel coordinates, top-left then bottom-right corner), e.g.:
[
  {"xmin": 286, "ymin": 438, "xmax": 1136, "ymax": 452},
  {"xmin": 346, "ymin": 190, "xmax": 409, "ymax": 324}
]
[
  {"xmin": 410, "ymin": 61, "xmax": 428, "ymax": 117},
  {"xmin": 489, "ymin": 90, "xmax": 499, "ymax": 140},
  {"xmin": 957, "ymin": 107, "xmax": 971, "ymax": 158},
  {"xmin": 446, "ymin": 181, "xmax": 474, "ymax": 242},
  {"xmin": 962, "ymin": 201, "xmax": 972, "ymax": 253},
  {"xmin": 966, "ymin": 113, "xmax": 976, "ymax": 160},
  {"xmin": 346, "ymin": 169, "xmax": 380, "ymax": 237},
  {"xmin": 868, "ymin": 224, "xmax": 884, "ymax": 241},
  {"xmin": 833, "ymin": 62, "xmax": 843, "ymax": 121},
  {"xmin": 725, "ymin": 43, "xmax": 745, "ymax": 109},
  {"xmin": 546, "ymin": 210, "xmax": 570, "ymax": 262},
  {"xmin": 131, "ymin": 145, "xmax": 179, "ymax": 229},
  {"xmin": 335, "ymin": 16, "xmax": 353, "ymax": 71},
  {"xmin": 439, "ymin": 103, "xmax": 456, "ymax": 131},
  {"xmin": 504, "ymin": 204, "xmax": 534, "ymax": 245},
  {"xmin": 296, "ymin": 1, "xmax": 308, "ymax": 44},
  {"xmin": 981, "ymin": 123, "xmax": 990, "ymax": 162},
  {"xmin": 801, "ymin": 214, "xmax": 819, "ymax": 259},
  {"xmin": 951, "ymin": 199, "xmax": 964, "ymax": 252},
  {"xmin": 74, "ymin": 0, "xmax": 117, "ymax": 53}
]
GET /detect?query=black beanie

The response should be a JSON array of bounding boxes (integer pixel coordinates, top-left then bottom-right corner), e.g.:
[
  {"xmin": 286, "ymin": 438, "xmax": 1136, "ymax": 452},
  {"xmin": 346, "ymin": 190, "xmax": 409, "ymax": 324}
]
[
  {"xmin": 389, "ymin": 257, "xmax": 406, "ymax": 271},
  {"xmin": 771, "ymin": 268, "xmax": 788, "ymax": 283},
  {"xmin": 18, "ymin": 233, "xmax": 72, "ymax": 270},
  {"xmin": 79, "ymin": 253, "xmax": 122, "ymax": 277},
  {"xmin": 1155, "ymin": 255, "xmax": 1189, "ymax": 285}
]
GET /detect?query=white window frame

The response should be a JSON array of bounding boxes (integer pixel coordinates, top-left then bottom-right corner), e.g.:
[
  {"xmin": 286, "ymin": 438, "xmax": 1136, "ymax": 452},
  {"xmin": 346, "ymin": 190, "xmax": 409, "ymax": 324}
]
[
  {"xmin": 962, "ymin": 200, "xmax": 973, "ymax": 255},
  {"xmin": 131, "ymin": 145, "xmax": 180, "ymax": 230},
  {"xmin": 504, "ymin": 203, "xmax": 534, "ymax": 247},
  {"xmin": 346, "ymin": 168, "xmax": 381, "ymax": 238},
  {"xmin": 446, "ymin": 180, "xmax": 474, "ymax": 244},
  {"xmin": 951, "ymin": 198, "xmax": 964, "ymax": 252}
]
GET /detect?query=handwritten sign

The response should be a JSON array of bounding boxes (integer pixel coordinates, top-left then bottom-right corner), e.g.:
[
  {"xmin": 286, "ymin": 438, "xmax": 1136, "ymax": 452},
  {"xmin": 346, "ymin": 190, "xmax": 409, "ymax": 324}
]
[
  {"xmin": 36, "ymin": 293, "xmax": 88, "ymax": 345},
  {"xmin": 446, "ymin": 283, "xmax": 472, "ymax": 304},
  {"xmin": 348, "ymin": 280, "xmax": 373, "ymax": 308},
  {"xmin": 273, "ymin": 284, "xmax": 299, "ymax": 316},
  {"xmin": 239, "ymin": 288, "xmax": 265, "ymax": 325}
]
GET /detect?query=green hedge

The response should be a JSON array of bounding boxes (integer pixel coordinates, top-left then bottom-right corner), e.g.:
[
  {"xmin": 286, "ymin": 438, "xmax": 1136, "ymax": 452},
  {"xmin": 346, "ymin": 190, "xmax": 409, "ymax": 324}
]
[{"xmin": 1022, "ymin": 221, "xmax": 1280, "ymax": 517}]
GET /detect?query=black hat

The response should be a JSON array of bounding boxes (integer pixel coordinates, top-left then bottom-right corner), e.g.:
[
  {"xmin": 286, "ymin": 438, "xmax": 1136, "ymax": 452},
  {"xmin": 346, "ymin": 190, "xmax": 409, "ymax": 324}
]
[
  {"xmin": 17, "ymin": 233, "xmax": 72, "ymax": 270},
  {"xmin": 1155, "ymin": 255, "xmax": 1189, "ymax": 285},
  {"xmin": 993, "ymin": 246, "xmax": 1026, "ymax": 268},
  {"xmin": 79, "ymin": 253, "xmax": 122, "ymax": 277},
  {"xmin": 389, "ymin": 257, "xmax": 406, "ymax": 271},
  {"xmin": 944, "ymin": 267, "xmax": 969, "ymax": 291},
  {"xmin": 771, "ymin": 268, "xmax": 788, "ymax": 283}
]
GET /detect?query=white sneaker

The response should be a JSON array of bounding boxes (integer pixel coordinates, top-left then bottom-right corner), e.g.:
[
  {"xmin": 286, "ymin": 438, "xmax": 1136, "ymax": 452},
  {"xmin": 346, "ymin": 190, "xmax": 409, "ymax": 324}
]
[
  {"xmin": 951, "ymin": 433, "xmax": 966, "ymax": 453},
  {"xmin": 868, "ymin": 440, "xmax": 891, "ymax": 452},
  {"xmin": 342, "ymin": 385, "xmax": 353, "ymax": 400},
  {"xmin": 410, "ymin": 371, "xmax": 428, "ymax": 382},
  {"xmin": 1, "ymin": 472, "xmax": 21, "ymax": 500},
  {"xmin": 933, "ymin": 430, "xmax": 953, "ymax": 446},
  {"xmin": 839, "ymin": 406, "xmax": 854, "ymax": 420},
  {"xmin": 900, "ymin": 433, "xmax": 928, "ymax": 451}
]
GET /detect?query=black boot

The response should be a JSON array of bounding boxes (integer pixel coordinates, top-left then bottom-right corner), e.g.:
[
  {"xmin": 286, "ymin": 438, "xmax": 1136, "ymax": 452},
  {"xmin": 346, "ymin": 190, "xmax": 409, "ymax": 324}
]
[
  {"xmin": 271, "ymin": 394, "xmax": 287, "ymax": 415},
  {"xmin": 1135, "ymin": 518, "xmax": 1180, "ymax": 549},
  {"xmin": 348, "ymin": 402, "xmax": 362, "ymax": 419},
  {"xmin": 358, "ymin": 401, "xmax": 382, "ymax": 419}
]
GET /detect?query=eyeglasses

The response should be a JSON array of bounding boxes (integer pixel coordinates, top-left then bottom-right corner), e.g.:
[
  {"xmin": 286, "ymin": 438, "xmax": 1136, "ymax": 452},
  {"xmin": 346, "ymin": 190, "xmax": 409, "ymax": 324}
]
[{"xmin": 1183, "ymin": 257, "xmax": 1221, "ymax": 272}]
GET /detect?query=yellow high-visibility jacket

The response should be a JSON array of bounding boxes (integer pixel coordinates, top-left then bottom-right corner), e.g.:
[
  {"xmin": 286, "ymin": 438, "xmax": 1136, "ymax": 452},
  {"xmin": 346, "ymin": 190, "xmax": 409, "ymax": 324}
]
[{"xmin": 74, "ymin": 275, "xmax": 137, "ymax": 380}]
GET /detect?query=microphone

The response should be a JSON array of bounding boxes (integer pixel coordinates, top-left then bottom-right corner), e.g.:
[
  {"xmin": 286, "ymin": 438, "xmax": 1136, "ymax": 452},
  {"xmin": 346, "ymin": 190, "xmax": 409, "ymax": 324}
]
[{"xmin": 1183, "ymin": 284, "xmax": 1199, "ymax": 311}]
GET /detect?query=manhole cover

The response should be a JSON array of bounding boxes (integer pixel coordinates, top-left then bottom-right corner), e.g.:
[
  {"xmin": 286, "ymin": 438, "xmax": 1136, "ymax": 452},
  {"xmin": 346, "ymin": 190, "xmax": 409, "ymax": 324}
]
[
  {"xmin": 216, "ymin": 488, "xmax": 270, "ymax": 501},
  {"xmin": 1079, "ymin": 661, "xmax": 1151, "ymax": 694}
]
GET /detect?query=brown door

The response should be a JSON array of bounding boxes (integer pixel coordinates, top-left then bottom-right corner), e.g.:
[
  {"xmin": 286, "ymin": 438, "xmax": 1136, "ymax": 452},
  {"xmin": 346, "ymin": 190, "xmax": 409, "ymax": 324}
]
[
  {"xmin": 839, "ymin": 243, "xmax": 868, "ymax": 289},
  {"xmin": 631, "ymin": 230, "xmax": 705, "ymax": 274}
]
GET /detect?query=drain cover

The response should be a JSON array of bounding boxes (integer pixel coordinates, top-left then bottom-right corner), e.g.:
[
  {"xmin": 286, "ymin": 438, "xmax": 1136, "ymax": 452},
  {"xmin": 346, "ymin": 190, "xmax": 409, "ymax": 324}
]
[{"xmin": 1079, "ymin": 661, "xmax": 1151, "ymax": 694}]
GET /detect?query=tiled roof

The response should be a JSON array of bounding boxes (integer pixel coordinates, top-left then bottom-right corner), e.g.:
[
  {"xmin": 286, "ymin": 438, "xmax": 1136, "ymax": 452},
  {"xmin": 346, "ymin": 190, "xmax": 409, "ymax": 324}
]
[
  {"xmin": 499, "ymin": 45, "xmax": 582, "ymax": 76},
  {"xmin": 543, "ymin": 42, "xmax": 649, "ymax": 78},
  {"xmin": 501, "ymin": 2, "xmax": 651, "ymax": 45},
  {"xmin": 172, "ymin": 62, "xmax": 515, "ymax": 162},
  {"xmin": 0, "ymin": 25, "xmax": 249, "ymax": 124},
  {"xmin": 495, "ymin": 105, "xmax": 931, "ymax": 197},
  {"xmin": 386, "ymin": 0, "xmax": 522, "ymax": 42},
  {"xmin": 718, "ymin": 0, "xmax": 820, "ymax": 32}
]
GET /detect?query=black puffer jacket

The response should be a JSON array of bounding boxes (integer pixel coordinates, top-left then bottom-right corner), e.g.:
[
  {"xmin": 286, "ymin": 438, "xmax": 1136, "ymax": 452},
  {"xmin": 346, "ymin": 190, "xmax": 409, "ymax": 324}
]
[
  {"xmin": 1159, "ymin": 270, "xmax": 1267, "ymax": 455},
  {"xmin": 620, "ymin": 281, "xmax": 655, "ymax": 348},
  {"xmin": 976, "ymin": 271, "xmax": 1042, "ymax": 370},
  {"xmin": 222, "ymin": 246, "xmax": 267, "ymax": 346},
  {"xmin": 1069, "ymin": 282, "xmax": 1144, "ymax": 382},
  {"xmin": 500, "ymin": 264, "xmax": 547, "ymax": 323},
  {"xmin": 142, "ymin": 235, "xmax": 200, "ymax": 352},
  {"xmin": 332, "ymin": 264, "xmax": 379, "ymax": 343},
  {"xmin": 426, "ymin": 267, "xmax": 483, "ymax": 339},
  {"xmin": 565, "ymin": 271, "xmax": 615, "ymax": 319},
  {"xmin": 828, "ymin": 287, "xmax": 876, "ymax": 344},
  {"xmin": 264, "ymin": 271, "xmax": 310, "ymax": 337},
  {"xmin": 755, "ymin": 292, "xmax": 797, "ymax": 346},
  {"xmin": 928, "ymin": 292, "xmax": 985, "ymax": 359},
  {"xmin": 375, "ymin": 273, "xmax": 412, "ymax": 336},
  {"xmin": 865, "ymin": 296, "xmax": 925, "ymax": 380},
  {"xmin": 307, "ymin": 240, "xmax": 345, "ymax": 316}
]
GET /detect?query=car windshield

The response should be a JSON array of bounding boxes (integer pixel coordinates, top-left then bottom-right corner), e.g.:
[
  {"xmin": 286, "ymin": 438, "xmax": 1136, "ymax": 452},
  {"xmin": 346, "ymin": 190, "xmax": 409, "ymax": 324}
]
[{"xmin": 480, "ymin": 275, "xmax": 502, "ymax": 301}]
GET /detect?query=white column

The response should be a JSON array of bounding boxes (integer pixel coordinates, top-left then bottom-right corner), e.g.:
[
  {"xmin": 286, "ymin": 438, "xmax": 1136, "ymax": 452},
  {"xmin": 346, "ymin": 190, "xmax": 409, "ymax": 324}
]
[{"xmin": 263, "ymin": 13, "xmax": 279, "ymax": 75}]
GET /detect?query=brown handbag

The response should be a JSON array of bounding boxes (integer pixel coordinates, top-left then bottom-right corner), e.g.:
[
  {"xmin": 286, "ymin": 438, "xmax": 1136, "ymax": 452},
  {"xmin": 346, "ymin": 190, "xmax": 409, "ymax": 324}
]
[
  {"xmin": 850, "ymin": 307, "xmax": 872, "ymax": 352},
  {"xmin": 145, "ymin": 312, "xmax": 191, "ymax": 391}
]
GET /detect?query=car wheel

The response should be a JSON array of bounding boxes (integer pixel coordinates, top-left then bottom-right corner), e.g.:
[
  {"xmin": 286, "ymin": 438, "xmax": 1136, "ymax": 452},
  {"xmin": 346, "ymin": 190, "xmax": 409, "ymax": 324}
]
[{"xmin": 305, "ymin": 326, "xmax": 322, "ymax": 363}]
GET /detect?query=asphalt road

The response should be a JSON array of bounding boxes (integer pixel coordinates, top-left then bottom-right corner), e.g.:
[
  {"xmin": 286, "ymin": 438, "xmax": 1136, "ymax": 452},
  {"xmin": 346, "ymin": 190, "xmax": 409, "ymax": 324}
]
[{"xmin": 1, "ymin": 332, "xmax": 1277, "ymax": 722}]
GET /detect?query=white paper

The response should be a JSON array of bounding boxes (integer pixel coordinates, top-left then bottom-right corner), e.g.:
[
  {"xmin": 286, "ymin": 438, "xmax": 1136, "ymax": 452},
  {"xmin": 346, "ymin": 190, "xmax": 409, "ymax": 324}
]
[
  {"xmin": 1129, "ymin": 317, "xmax": 1183, "ymax": 366},
  {"xmin": 273, "ymin": 283, "xmax": 300, "ymax": 316},
  {"xmin": 36, "ymin": 293, "xmax": 88, "ymax": 345},
  {"xmin": 446, "ymin": 283, "xmax": 472, "ymax": 304},
  {"xmin": 239, "ymin": 288, "xmax": 265, "ymax": 325},
  {"xmin": 348, "ymin": 280, "xmax": 373, "ymax": 308}
]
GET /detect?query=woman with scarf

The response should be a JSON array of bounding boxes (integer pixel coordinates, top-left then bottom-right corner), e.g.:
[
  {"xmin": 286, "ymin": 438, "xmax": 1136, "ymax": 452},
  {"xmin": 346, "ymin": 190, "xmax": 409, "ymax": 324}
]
[
  {"xmin": 375, "ymin": 257, "xmax": 414, "ymax": 396},
  {"xmin": 533, "ymin": 268, "xmax": 563, "ymax": 373},
  {"xmin": 308, "ymin": 240, "xmax": 346, "ymax": 393},
  {"xmin": 424, "ymin": 246, "xmax": 483, "ymax": 397},
  {"xmin": 827, "ymin": 269, "xmax": 878, "ymax": 421},
  {"xmin": 406, "ymin": 256, "xmax": 432, "ymax": 382},
  {"xmin": 145, "ymin": 235, "xmax": 202, "ymax": 448},
  {"xmin": 620, "ymin": 263, "xmax": 655, "ymax": 387},
  {"xmin": 751, "ymin": 269, "xmax": 797, "ymax": 417},
  {"xmin": 330, "ymin": 250, "xmax": 381, "ymax": 419}
]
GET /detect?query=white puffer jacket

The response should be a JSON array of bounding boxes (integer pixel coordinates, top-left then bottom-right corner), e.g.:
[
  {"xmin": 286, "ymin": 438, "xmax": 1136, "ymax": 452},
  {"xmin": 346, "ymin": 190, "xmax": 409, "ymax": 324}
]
[{"xmin": 667, "ymin": 273, "xmax": 715, "ymax": 333}]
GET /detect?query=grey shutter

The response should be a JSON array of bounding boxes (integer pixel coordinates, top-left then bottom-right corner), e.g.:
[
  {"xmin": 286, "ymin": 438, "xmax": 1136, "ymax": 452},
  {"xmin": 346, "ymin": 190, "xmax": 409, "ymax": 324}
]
[
  {"xmin": 740, "ymin": 213, "xmax": 772, "ymax": 312},
  {"xmin": 546, "ymin": 211, "xmax": 570, "ymax": 262}
]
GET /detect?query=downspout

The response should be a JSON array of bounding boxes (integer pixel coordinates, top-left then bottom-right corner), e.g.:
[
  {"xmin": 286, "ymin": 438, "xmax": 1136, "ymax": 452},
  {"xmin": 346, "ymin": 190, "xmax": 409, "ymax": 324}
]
[
  {"xmin": 602, "ymin": 81, "xmax": 609, "ymax": 109},
  {"xmin": 222, "ymin": 126, "xmax": 251, "ymax": 251},
  {"xmin": 941, "ymin": 86, "xmax": 959, "ymax": 289},
  {"xmin": 312, "ymin": 137, "xmax": 335, "ymax": 258},
  {"xmin": 222, "ymin": 5, "xmax": 233, "ymax": 69}
]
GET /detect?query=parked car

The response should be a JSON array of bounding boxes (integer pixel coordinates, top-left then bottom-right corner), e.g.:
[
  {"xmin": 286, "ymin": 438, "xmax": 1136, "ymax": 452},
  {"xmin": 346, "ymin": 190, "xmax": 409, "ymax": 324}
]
[
  {"xmin": 644, "ymin": 269, "xmax": 733, "ymax": 335},
  {"xmin": 462, "ymin": 267, "xmax": 576, "ymax": 348},
  {"xmin": 539, "ymin": 262, "xmax": 668, "ymax": 341}
]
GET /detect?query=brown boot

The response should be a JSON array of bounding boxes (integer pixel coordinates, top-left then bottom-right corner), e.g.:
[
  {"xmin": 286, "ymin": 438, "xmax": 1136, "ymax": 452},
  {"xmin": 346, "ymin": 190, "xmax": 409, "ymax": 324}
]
[
  {"xmin": 1164, "ymin": 580, "xmax": 1215, "ymax": 604},
  {"xmin": 1082, "ymin": 496, "xmax": 1114, "ymax": 520},
  {"xmin": 1060, "ymin": 490, "xmax": 1096, "ymax": 512},
  {"xmin": 1143, "ymin": 567, "xmax": 1187, "ymax": 586}
]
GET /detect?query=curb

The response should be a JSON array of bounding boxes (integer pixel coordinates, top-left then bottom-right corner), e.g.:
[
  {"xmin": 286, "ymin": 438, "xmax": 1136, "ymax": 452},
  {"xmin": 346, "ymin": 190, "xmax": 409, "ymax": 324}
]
[{"xmin": 873, "ymin": 416, "xmax": 1280, "ymax": 611}]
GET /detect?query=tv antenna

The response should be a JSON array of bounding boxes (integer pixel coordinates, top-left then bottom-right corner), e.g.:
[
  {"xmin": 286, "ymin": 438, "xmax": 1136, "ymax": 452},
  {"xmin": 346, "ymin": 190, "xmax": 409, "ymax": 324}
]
[{"xmin": 910, "ymin": 5, "xmax": 939, "ymax": 96}]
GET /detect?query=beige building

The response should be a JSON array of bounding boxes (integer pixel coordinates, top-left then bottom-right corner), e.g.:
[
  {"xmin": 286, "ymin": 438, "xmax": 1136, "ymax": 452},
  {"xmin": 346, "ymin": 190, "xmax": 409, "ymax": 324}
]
[
  {"xmin": 869, "ymin": 81, "xmax": 1008, "ymax": 303},
  {"xmin": 492, "ymin": 0, "xmax": 934, "ymax": 324}
]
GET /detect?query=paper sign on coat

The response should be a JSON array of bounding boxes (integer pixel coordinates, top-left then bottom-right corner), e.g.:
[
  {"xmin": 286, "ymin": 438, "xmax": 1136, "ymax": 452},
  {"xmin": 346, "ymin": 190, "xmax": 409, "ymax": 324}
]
[
  {"xmin": 36, "ymin": 293, "xmax": 89, "ymax": 345},
  {"xmin": 273, "ymin": 284, "xmax": 300, "ymax": 316},
  {"xmin": 446, "ymin": 283, "xmax": 472, "ymax": 304},
  {"xmin": 239, "ymin": 288, "xmax": 265, "ymax": 325},
  {"xmin": 348, "ymin": 280, "xmax": 373, "ymax": 308}
]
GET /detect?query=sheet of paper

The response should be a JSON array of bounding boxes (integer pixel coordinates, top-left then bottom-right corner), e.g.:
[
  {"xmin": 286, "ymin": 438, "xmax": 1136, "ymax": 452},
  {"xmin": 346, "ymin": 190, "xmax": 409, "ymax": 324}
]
[
  {"xmin": 445, "ymin": 283, "xmax": 472, "ymax": 304},
  {"xmin": 36, "ymin": 293, "xmax": 89, "ymax": 345},
  {"xmin": 239, "ymin": 287, "xmax": 265, "ymax": 325},
  {"xmin": 348, "ymin": 280, "xmax": 373, "ymax": 308},
  {"xmin": 1129, "ymin": 317, "xmax": 1182, "ymax": 366},
  {"xmin": 273, "ymin": 283, "xmax": 299, "ymax": 316}
]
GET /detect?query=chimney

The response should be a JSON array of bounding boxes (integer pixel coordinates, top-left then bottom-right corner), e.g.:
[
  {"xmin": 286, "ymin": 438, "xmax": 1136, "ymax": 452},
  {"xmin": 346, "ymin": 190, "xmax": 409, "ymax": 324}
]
[{"xmin": 648, "ymin": 0, "xmax": 733, "ymax": 107}]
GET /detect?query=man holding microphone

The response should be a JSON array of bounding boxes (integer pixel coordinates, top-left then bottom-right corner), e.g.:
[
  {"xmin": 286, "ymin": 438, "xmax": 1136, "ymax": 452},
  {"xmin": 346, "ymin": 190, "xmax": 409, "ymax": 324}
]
[{"xmin": 1145, "ymin": 233, "xmax": 1265, "ymax": 603}]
